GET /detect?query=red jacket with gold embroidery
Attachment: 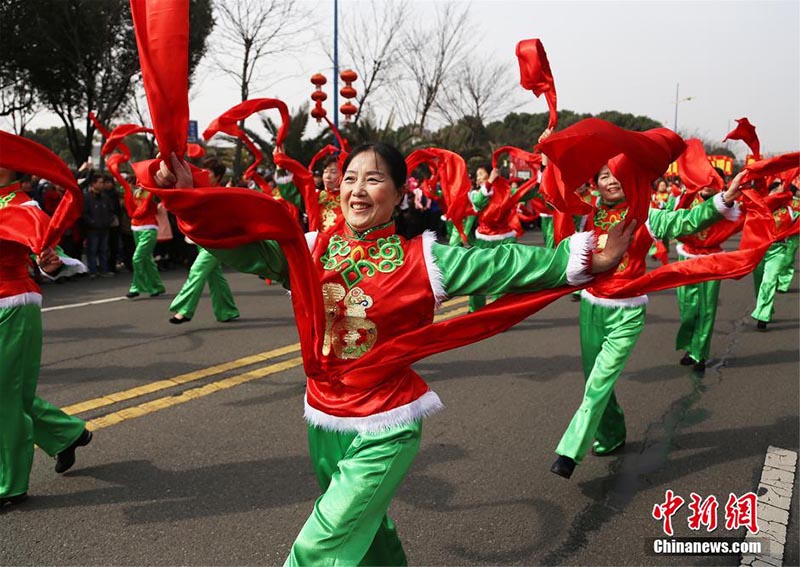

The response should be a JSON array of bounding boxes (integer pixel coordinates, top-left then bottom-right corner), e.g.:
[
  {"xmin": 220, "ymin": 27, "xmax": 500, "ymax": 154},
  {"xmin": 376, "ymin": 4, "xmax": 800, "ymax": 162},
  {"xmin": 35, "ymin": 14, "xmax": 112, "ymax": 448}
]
[
  {"xmin": 303, "ymin": 223, "xmax": 440, "ymax": 429},
  {"xmin": 0, "ymin": 183, "xmax": 46, "ymax": 302}
]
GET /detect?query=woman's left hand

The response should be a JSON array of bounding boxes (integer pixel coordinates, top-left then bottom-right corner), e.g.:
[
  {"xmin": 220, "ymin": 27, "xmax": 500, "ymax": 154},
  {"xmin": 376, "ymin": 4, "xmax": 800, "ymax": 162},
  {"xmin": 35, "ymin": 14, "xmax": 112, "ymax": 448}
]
[
  {"xmin": 722, "ymin": 170, "xmax": 746, "ymax": 206},
  {"xmin": 155, "ymin": 153, "xmax": 194, "ymax": 188}
]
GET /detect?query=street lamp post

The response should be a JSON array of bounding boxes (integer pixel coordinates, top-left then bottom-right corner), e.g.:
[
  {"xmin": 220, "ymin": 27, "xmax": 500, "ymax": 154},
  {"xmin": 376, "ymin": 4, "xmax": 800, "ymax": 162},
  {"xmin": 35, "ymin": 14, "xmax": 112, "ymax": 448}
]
[
  {"xmin": 333, "ymin": 0, "xmax": 339, "ymax": 132},
  {"xmin": 673, "ymin": 82, "xmax": 694, "ymax": 133}
]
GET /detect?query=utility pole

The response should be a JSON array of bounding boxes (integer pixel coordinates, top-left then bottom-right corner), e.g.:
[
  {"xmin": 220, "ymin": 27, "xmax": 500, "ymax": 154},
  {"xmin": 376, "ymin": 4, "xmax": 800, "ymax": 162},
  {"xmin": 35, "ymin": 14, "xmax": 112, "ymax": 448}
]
[
  {"xmin": 673, "ymin": 83, "xmax": 679, "ymax": 132},
  {"xmin": 333, "ymin": 0, "xmax": 339, "ymax": 132}
]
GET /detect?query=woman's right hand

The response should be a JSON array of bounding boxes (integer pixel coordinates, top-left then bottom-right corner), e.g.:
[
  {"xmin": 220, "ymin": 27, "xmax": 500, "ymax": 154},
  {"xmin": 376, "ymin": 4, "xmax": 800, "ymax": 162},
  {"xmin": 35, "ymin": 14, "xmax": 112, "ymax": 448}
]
[
  {"xmin": 155, "ymin": 153, "xmax": 194, "ymax": 188},
  {"xmin": 590, "ymin": 219, "xmax": 637, "ymax": 274}
]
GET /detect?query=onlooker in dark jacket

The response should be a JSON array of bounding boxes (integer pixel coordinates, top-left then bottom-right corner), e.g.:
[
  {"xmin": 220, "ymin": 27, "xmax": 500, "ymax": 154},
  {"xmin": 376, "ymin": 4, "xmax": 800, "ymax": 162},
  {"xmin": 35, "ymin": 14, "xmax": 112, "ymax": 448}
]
[{"xmin": 82, "ymin": 173, "xmax": 115, "ymax": 277}]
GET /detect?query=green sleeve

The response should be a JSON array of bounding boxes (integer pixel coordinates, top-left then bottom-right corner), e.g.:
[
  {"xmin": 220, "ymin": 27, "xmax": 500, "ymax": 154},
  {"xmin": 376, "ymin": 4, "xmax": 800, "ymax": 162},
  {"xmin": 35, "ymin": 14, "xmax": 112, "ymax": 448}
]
[
  {"xmin": 470, "ymin": 187, "xmax": 490, "ymax": 212},
  {"xmin": 647, "ymin": 195, "xmax": 724, "ymax": 240},
  {"xmin": 276, "ymin": 180, "xmax": 303, "ymax": 207},
  {"xmin": 512, "ymin": 184, "xmax": 538, "ymax": 204},
  {"xmin": 432, "ymin": 237, "xmax": 579, "ymax": 297},
  {"xmin": 207, "ymin": 240, "xmax": 290, "ymax": 285}
]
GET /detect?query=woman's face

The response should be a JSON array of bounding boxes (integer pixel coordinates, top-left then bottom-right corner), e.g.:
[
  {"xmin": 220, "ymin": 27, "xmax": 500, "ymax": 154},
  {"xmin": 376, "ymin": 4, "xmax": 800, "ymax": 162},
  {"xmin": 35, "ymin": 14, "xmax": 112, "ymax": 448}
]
[
  {"xmin": 323, "ymin": 162, "xmax": 340, "ymax": 191},
  {"xmin": 657, "ymin": 180, "xmax": 668, "ymax": 192},
  {"xmin": 476, "ymin": 167, "xmax": 489, "ymax": 186},
  {"xmin": 597, "ymin": 165, "xmax": 625, "ymax": 204},
  {"xmin": 340, "ymin": 151, "xmax": 402, "ymax": 232}
]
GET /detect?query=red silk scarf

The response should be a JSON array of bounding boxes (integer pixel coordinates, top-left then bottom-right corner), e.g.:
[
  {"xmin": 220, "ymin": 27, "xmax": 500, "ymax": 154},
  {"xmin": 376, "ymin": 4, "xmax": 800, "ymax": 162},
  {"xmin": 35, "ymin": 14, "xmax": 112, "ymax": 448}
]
[{"xmin": 516, "ymin": 39, "xmax": 558, "ymax": 129}]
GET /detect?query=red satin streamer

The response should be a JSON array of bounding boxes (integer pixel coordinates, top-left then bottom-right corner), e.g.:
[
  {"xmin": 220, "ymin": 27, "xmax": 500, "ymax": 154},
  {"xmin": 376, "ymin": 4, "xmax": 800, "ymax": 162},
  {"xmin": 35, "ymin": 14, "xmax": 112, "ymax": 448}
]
[
  {"xmin": 0, "ymin": 130, "xmax": 83, "ymax": 252},
  {"xmin": 274, "ymin": 151, "xmax": 321, "ymax": 231},
  {"xmin": 537, "ymin": 118, "xmax": 686, "ymax": 228},
  {"xmin": 187, "ymin": 143, "xmax": 206, "ymax": 159},
  {"xmin": 742, "ymin": 153, "xmax": 800, "ymax": 184},
  {"xmin": 515, "ymin": 39, "xmax": 558, "ymax": 129},
  {"xmin": 129, "ymin": 0, "xmax": 189, "ymax": 160},
  {"xmin": 406, "ymin": 148, "xmax": 473, "ymax": 242},
  {"xmin": 145, "ymin": 179, "xmax": 775, "ymax": 390},
  {"xmin": 723, "ymin": 117, "xmax": 761, "ymax": 159},
  {"xmin": 89, "ymin": 111, "xmax": 112, "ymax": 139},
  {"xmin": 675, "ymin": 139, "xmax": 725, "ymax": 209},
  {"xmin": 308, "ymin": 144, "xmax": 348, "ymax": 174},
  {"xmin": 102, "ymin": 124, "xmax": 158, "ymax": 218},
  {"xmin": 322, "ymin": 116, "xmax": 351, "ymax": 153}
]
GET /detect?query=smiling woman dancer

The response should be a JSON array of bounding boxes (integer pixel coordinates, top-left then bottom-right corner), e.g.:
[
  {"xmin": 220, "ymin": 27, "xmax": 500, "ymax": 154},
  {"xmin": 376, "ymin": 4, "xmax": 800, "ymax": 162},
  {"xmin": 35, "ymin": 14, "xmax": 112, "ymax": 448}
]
[{"xmin": 151, "ymin": 141, "xmax": 632, "ymax": 564}]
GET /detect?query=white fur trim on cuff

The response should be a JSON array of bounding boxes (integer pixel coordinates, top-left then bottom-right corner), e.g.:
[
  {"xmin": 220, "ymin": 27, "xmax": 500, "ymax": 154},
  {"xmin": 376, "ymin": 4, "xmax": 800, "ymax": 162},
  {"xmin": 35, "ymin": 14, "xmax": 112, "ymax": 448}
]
[
  {"xmin": 275, "ymin": 173, "xmax": 293, "ymax": 185},
  {"xmin": 131, "ymin": 224, "xmax": 158, "ymax": 231},
  {"xmin": 0, "ymin": 292, "xmax": 42, "ymax": 309},
  {"xmin": 566, "ymin": 231, "xmax": 596, "ymax": 286},
  {"xmin": 479, "ymin": 184, "xmax": 493, "ymax": 197},
  {"xmin": 539, "ymin": 213, "xmax": 553, "ymax": 218},
  {"xmin": 421, "ymin": 230, "xmax": 447, "ymax": 308},
  {"xmin": 581, "ymin": 289, "xmax": 648, "ymax": 308},
  {"xmin": 21, "ymin": 200, "xmax": 41, "ymax": 209},
  {"xmin": 475, "ymin": 229, "xmax": 516, "ymax": 241},
  {"xmin": 303, "ymin": 390, "xmax": 444, "ymax": 434},
  {"xmin": 40, "ymin": 256, "xmax": 87, "ymax": 281},
  {"xmin": 713, "ymin": 192, "xmax": 741, "ymax": 222},
  {"xmin": 304, "ymin": 231, "xmax": 319, "ymax": 252}
]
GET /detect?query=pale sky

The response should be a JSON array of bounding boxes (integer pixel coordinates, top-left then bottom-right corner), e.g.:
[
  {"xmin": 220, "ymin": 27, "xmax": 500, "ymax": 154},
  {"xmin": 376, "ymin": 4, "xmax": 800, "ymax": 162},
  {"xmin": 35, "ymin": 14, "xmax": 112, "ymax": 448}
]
[{"xmin": 13, "ymin": 0, "xmax": 800, "ymax": 157}]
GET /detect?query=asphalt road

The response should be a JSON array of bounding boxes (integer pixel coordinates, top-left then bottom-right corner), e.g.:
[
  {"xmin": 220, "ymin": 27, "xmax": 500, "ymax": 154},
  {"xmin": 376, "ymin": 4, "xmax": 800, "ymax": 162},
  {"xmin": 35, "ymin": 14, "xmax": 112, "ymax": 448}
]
[{"xmin": 1, "ymin": 233, "xmax": 798, "ymax": 566}]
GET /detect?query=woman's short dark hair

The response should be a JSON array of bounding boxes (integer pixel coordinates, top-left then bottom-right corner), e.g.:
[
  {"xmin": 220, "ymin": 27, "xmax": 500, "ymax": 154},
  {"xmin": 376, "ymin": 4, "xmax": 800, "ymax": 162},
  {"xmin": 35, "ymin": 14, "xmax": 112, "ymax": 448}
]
[
  {"xmin": 342, "ymin": 142, "xmax": 407, "ymax": 192},
  {"xmin": 201, "ymin": 157, "xmax": 226, "ymax": 180},
  {"xmin": 653, "ymin": 177, "xmax": 666, "ymax": 189},
  {"xmin": 321, "ymin": 154, "xmax": 339, "ymax": 171}
]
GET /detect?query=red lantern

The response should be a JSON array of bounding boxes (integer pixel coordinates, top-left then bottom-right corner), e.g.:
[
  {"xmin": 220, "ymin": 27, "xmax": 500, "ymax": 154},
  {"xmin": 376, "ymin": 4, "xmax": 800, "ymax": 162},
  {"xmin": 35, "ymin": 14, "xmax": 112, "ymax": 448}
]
[
  {"xmin": 311, "ymin": 106, "xmax": 327, "ymax": 121},
  {"xmin": 340, "ymin": 69, "xmax": 357, "ymax": 83},
  {"xmin": 340, "ymin": 102, "xmax": 357, "ymax": 118},
  {"xmin": 310, "ymin": 73, "xmax": 328, "ymax": 123},
  {"xmin": 338, "ymin": 69, "xmax": 358, "ymax": 122}
]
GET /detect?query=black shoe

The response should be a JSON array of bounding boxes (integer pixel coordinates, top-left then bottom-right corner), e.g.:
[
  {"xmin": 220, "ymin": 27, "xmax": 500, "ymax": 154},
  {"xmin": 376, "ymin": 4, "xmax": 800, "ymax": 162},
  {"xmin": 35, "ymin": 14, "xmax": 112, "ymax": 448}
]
[
  {"xmin": 693, "ymin": 359, "xmax": 706, "ymax": 372},
  {"xmin": 150, "ymin": 291, "xmax": 165, "ymax": 297},
  {"xmin": 220, "ymin": 315, "xmax": 240, "ymax": 323},
  {"xmin": 679, "ymin": 353, "xmax": 696, "ymax": 366},
  {"xmin": 550, "ymin": 455, "xmax": 576, "ymax": 479},
  {"xmin": 0, "ymin": 493, "xmax": 28, "ymax": 507},
  {"xmin": 570, "ymin": 294, "xmax": 581, "ymax": 302},
  {"xmin": 756, "ymin": 320, "xmax": 768, "ymax": 331},
  {"xmin": 55, "ymin": 429, "xmax": 92, "ymax": 474},
  {"xmin": 125, "ymin": 291, "xmax": 140, "ymax": 299},
  {"xmin": 169, "ymin": 315, "xmax": 191, "ymax": 324}
]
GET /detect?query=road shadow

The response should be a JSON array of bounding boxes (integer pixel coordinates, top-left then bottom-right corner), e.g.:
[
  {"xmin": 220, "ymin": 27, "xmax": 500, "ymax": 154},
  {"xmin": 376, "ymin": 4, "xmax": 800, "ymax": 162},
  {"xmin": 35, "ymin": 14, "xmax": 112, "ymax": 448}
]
[{"xmin": 414, "ymin": 354, "xmax": 582, "ymax": 384}]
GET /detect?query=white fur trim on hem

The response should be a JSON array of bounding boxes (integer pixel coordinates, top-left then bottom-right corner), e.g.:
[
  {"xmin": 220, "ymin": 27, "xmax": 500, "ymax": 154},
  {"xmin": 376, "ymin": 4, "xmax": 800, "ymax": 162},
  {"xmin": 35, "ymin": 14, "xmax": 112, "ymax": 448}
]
[
  {"xmin": 304, "ymin": 231, "xmax": 319, "ymax": 252},
  {"xmin": 581, "ymin": 289, "xmax": 648, "ymax": 308},
  {"xmin": 713, "ymin": 192, "xmax": 741, "ymax": 222},
  {"xmin": 566, "ymin": 231, "xmax": 596, "ymax": 286},
  {"xmin": 304, "ymin": 390, "xmax": 444, "ymax": 434},
  {"xmin": 0, "ymin": 292, "xmax": 42, "ymax": 309},
  {"xmin": 475, "ymin": 229, "xmax": 516, "ymax": 241},
  {"xmin": 421, "ymin": 230, "xmax": 447, "ymax": 308},
  {"xmin": 675, "ymin": 243, "xmax": 714, "ymax": 259},
  {"xmin": 131, "ymin": 224, "xmax": 158, "ymax": 232}
]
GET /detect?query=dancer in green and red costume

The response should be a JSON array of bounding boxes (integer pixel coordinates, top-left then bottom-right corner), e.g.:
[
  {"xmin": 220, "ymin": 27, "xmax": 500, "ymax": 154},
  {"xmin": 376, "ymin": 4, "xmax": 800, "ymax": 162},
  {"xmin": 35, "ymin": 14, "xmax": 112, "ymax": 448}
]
[
  {"xmin": 168, "ymin": 158, "xmax": 240, "ymax": 324},
  {"xmin": 150, "ymin": 142, "xmax": 631, "ymax": 564},
  {"xmin": 776, "ymin": 182, "xmax": 800, "ymax": 292},
  {"xmin": 0, "ymin": 133, "xmax": 93, "ymax": 507},
  {"xmin": 536, "ymin": 121, "xmax": 760, "ymax": 480}
]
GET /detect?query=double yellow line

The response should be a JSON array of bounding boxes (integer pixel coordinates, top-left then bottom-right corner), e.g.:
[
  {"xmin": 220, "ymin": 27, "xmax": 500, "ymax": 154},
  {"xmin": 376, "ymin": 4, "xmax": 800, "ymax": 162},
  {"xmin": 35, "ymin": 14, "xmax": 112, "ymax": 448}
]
[{"xmin": 66, "ymin": 297, "xmax": 471, "ymax": 431}]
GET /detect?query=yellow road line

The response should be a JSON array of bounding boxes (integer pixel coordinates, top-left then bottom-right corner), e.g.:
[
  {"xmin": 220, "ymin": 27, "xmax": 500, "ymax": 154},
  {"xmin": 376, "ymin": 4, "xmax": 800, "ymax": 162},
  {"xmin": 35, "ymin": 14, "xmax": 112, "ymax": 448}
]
[
  {"xmin": 64, "ymin": 297, "xmax": 472, "ymax": 424},
  {"xmin": 84, "ymin": 357, "xmax": 305, "ymax": 431},
  {"xmin": 61, "ymin": 343, "xmax": 300, "ymax": 415}
]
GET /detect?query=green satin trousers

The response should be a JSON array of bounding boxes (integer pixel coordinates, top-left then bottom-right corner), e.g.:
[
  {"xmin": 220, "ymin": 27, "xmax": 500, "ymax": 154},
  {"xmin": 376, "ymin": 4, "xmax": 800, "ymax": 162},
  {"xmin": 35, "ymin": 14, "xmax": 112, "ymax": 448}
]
[
  {"xmin": 777, "ymin": 235, "xmax": 798, "ymax": 292},
  {"xmin": 0, "ymin": 303, "xmax": 85, "ymax": 498},
  {"xmin": 752, "ymin": 241, "xmax": 788, "ymax": 323},
  {"xmin": 285, "ymin": 421, "xmax": 421, "ymax": 566},
  {"xmin": 129, "ymin": 229, "xmax": 165, "ymax": 295},
  {"xmin": 169, "ymin": 246, "xmax": 239, "ymax": 321},
  {"xmin": 556, "ymin": 298, "xmax": 645, "ymax": 462},
  {"xmin": 675, "ymin": 255, "xmax": 721, "ymax": 363}
]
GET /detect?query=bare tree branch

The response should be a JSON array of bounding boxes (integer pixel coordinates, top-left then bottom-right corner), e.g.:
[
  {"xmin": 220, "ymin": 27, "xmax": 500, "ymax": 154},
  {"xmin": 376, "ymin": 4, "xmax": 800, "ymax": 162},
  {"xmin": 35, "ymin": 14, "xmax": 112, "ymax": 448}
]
[{"xmin": 435, "ymin": 57, "xmax": 522, "ymax": 124}]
